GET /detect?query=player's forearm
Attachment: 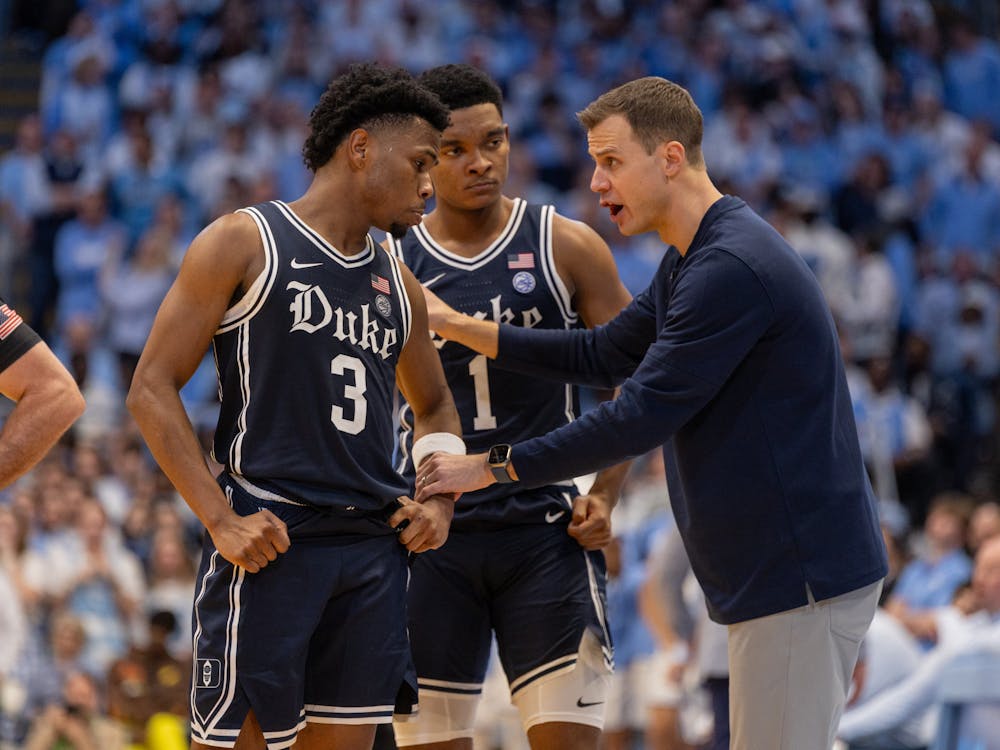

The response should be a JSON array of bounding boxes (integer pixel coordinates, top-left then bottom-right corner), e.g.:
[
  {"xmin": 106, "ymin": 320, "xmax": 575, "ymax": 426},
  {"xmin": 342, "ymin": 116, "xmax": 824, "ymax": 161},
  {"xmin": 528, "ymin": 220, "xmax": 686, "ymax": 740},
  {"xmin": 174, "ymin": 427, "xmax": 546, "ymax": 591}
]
[
  {"xmin": 586, "ymin": 461, "xmax": 631, "ymax": 510},
  {"xmin": 0, "ymin": 380, "xmax": 85, "ymax": 488},
  {"xmin": 436, "ymin": 309, "xmax": 499, "ymax": 359},
  {"xmin": 126, "ymin": 378, "xmax": 235, "ymax": 533}
]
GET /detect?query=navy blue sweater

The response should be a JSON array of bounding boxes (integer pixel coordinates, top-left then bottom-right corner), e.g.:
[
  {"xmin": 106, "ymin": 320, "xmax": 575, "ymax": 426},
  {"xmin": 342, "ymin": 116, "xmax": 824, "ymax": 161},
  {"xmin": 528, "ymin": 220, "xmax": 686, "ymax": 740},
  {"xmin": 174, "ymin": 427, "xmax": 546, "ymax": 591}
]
[{"xmin": 498, "ymin": 196, "xmax": 887, "ymax": 624}]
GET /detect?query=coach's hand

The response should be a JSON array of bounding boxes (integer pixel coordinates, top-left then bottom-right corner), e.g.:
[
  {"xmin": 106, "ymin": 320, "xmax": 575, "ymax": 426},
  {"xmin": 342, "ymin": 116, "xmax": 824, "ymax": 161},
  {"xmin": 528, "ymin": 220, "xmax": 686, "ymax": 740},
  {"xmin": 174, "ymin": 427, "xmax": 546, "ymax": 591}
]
[
  {"xmin": 415, "ymin": 452, "xmax": 494, "ymax": 502},
  {"xmin": 568, "ymin": 492, "xmax": 613, "ymax": 550},
  {"xmin": 209, "ymin": 509, "xmax": 290, "ymax": 573},
  {"xmin": 390, "ymin": 495, "xmax": 454, "ymax": 553}
]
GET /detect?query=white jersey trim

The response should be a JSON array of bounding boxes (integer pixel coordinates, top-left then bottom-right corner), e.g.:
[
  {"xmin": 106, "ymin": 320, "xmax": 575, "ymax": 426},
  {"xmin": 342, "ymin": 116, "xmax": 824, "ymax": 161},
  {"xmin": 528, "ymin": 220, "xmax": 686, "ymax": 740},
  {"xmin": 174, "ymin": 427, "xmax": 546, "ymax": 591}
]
[
  {"xmin": 230, "ymin": 475, "xmax": 308, "ymax": 506},
  {"xmin": 191, "ymin": 490, "xmax": 247, "ymax": 737},
  {"xmin": 219, "ymin": 207, "xmax": 279, "ymax": 332},
  {"xmin": 413, "ymin": 198, "xmax": 527, "ymax": 271},
  {"xmin": 273, "ymin": 200, "xmax": 377, "ymax": 268},
  {"xmin": 395, "ymin": 401, "xmax": 414, "ymax": 476},
  {"xmin": 537, "ymin": 205, "xmax": 578, "ymax": 326},
  {"xmin": 229, "ymin": 324, "xmax": 251, "ymax": 473},
  {"xmin": 381, "ymin": 247, "xmax": 412, "ymax": 349}
]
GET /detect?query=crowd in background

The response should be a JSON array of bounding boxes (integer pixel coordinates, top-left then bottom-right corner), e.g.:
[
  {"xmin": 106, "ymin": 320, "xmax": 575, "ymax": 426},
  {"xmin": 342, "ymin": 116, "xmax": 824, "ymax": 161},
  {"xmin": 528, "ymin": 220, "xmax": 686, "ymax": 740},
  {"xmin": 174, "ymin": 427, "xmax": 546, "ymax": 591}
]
[{"xmin": 2, "ymin": 0, "xmax": 1000, "ymax": 748}]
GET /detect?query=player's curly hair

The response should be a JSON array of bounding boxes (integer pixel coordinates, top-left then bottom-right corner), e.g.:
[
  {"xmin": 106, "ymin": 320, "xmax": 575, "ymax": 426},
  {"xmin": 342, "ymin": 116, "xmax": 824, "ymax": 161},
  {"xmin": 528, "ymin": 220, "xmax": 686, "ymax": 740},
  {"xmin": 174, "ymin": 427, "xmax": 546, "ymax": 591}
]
[
  {"xmin": 302, "ymin": 62, "xmax": 450, "ymax": 172},
  {"xmin": 417, "ymin": 64, "xmax": 503, "ymax": 117}
]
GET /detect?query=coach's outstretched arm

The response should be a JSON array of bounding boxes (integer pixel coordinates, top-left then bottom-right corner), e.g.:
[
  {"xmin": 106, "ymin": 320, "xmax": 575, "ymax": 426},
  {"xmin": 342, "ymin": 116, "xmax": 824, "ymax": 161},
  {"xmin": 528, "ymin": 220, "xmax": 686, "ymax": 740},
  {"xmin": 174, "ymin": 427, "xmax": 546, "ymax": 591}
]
[
  {"xmin": 127, "ymin": 213, "xmax": 290, "ymax": 573},
  {"xmin": 424, "ymin": 283, "xmax": 655, "ymax": 390},
  {"xmin": 0, "ymin": 340, "xmax": 85, "ymax": 489}
]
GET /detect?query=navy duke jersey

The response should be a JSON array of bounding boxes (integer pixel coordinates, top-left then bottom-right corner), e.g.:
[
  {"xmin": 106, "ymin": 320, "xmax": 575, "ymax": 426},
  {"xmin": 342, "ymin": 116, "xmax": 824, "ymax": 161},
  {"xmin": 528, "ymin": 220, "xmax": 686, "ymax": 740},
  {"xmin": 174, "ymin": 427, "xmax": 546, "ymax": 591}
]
[
  {"xmin": 390, "ymin": 198, "xmax": 581, "ymax": 522},
  {"xmin": 212, "ymin": 201, "xmax": 411, "ymax": 512}
]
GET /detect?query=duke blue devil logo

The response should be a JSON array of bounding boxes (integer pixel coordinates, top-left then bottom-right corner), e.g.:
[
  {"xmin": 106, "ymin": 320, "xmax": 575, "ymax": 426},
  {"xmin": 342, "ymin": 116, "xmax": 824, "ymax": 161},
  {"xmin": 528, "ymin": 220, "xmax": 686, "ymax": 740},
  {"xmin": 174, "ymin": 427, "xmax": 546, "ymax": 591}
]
[
  {"xmin": 512, "ymin": 271, "xmax": 536, "ymax": 294},
  {"xmin": 197, "ymin": 658, "xmax": 221, "ymax": 689}
]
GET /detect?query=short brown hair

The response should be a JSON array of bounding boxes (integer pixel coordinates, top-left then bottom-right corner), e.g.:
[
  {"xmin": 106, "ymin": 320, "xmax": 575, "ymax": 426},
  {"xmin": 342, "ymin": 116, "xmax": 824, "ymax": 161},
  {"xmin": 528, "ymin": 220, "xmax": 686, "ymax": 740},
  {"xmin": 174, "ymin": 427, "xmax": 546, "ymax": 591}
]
[{"xmin": 577, "ymin": 77, "xmax": 704, "ymax": 166}]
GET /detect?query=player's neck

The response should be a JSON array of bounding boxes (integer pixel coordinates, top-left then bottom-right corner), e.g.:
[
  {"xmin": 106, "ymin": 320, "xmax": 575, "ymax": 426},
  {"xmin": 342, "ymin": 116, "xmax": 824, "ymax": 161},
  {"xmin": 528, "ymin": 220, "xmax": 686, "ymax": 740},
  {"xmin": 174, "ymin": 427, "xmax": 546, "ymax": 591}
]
[
  {"xmin": 424, "ymin": 195, "xmax": 514, "ymax": 258},
  {"xmin": 288, "ymin": 177, "xmax": 373, "ymax": 256}
]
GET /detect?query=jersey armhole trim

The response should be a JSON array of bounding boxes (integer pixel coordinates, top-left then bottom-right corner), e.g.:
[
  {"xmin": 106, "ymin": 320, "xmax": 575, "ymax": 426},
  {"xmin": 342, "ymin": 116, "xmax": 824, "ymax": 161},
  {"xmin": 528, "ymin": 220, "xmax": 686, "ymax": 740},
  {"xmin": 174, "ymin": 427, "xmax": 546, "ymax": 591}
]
[
  {"xmin": 537, "ymin": 205, "xmax": 578, "ymax": 326},
  {"xmin": 383, "ymin": 249, "xmax": 412, "ymax": 348},
  {"xmin": 218, "ymin": 207, "xmax": 278, "ymax": 332}
]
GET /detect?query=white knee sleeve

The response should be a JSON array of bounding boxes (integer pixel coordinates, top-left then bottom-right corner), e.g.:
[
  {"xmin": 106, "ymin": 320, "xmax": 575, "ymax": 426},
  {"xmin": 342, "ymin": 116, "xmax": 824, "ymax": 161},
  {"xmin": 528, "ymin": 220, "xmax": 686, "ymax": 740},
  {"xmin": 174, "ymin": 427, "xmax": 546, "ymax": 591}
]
[
  {"xmin": 510, "ymin": 629, "xmax": 612, "ymax": 733},
  {"xmin": 393, "ymin": 680, "xmax": 480, "ymax": 747}
]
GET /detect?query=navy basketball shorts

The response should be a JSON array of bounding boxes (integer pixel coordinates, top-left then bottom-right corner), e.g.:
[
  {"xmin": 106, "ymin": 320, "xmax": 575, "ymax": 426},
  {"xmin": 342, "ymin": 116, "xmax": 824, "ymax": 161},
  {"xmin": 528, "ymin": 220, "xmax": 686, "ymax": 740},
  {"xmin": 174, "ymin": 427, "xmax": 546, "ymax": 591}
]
[
  {"xmin": 190, "ymin": 475, "xmax": 416, "ymax": 749},
  {"xmin": 396, "ymin": 517, "xmax": 612, "ymax": 741}
]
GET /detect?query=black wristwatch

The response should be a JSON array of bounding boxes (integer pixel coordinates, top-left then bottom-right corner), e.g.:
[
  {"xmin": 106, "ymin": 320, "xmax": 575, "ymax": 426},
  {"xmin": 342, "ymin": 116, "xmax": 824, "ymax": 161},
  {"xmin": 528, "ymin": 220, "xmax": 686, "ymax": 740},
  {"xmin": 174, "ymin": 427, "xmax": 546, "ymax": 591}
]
[{"xmin": 488, "ymin": 444, "xmax": 516, "ymax": 484}]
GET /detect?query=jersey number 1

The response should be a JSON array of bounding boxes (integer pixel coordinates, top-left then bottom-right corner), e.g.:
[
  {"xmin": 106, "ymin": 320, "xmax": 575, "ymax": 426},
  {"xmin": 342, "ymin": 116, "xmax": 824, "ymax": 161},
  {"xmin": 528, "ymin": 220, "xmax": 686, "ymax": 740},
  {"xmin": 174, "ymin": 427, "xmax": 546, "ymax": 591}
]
[
  {"xmin": 469, "ymin": 354, "xmax": 497, "ymax": 430},
  {"xmin": 331, "ymin": 354, "xmax": 367, "ymax": 434}
]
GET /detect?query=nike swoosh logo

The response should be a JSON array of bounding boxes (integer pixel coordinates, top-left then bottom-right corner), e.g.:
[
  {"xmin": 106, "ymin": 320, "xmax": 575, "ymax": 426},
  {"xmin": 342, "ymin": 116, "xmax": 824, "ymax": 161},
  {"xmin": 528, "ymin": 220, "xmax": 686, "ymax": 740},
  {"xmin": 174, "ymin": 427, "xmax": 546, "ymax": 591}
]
[
  {"xmin": 576, "ymin": 698, "xmax": 604, "ymax": 708},
  {"xmin": 290, "ymin": 258, "xmax": 323, "ymax": 269},
  {"xmin": 545, "ymin": 510, "xmax": 565, "ymax": 523},
  {"xmin": 422, "ymin": 272, "xmax": 447, "ymax": 289}
]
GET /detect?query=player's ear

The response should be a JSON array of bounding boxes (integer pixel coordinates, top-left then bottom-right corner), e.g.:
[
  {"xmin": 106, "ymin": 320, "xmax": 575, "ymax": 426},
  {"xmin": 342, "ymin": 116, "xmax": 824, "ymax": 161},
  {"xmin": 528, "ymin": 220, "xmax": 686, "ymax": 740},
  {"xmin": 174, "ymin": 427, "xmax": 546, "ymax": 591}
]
[{"xmin": 347, "ymin": 129, "xmax": 370, "ymax": 169}]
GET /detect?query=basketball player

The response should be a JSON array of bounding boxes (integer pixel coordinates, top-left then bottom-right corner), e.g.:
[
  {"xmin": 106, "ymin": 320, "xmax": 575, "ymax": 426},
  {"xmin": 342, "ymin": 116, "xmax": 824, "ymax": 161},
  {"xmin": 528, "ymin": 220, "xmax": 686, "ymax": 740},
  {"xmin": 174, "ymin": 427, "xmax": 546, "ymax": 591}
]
[
  {"xmin": 416, "ymin": 76, "xmax": 888, "ymax": 750},
  {"xmin": 0, "ymin": 296, "xmax": 85, "ymax": 488},
  {"xmin": 387, "ymin": 65, "xmax": 632, "ymax": 750},
  {"xmin": 127, "ymin": 64, "xmax": 463, "ymax": 750}
]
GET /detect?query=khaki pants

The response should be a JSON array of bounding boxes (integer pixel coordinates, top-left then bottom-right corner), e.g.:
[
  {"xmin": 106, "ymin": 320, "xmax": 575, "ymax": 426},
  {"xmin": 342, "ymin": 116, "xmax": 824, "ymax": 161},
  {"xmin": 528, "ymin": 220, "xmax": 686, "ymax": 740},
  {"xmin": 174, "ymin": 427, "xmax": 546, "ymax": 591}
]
[{"xmin": 728, "ymin": 580, "xmax": 883, "ymax": 750}]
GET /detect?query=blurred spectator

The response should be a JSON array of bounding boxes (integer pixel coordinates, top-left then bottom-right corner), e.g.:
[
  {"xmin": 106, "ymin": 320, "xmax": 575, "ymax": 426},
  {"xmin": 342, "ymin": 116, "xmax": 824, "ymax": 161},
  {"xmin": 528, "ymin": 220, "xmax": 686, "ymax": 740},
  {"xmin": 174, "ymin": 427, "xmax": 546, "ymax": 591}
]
[
  {"xmin": 106, "ymin": 610, "xmax": 189, "ymax": 747},
  {"xmin": 970, "ymin": 501, "xmax": 1000, "ymax": 555},
  {"xmin": 24, "ymin": 130, "xmax": 92, "ymax": 338},
  {"xmin": 838, "ymin": 534, "xmax": 1000, "ymax": 748},
  {"xmin": 100, "ymin": 226, "xmax": 176, "ymax": 391},
  {"xmin": 108, "ymin": 127, "xmax": 184, "ymax": 245},
  {"xmin": 852, "ymin": 355, "xmax": 934, "ymax": 512},
  {"xmin": 23, "ymin": 497, "xmax": 144, "ymax": 677},
  {"xmin": 942, "ymin": 15, "xmax": 1000, "ymax": 136},
  {"xmin": 776, "ymin": 186, "xmax": 855, "ymax": 321},
  {"xmin": 23, "ymin": 669, "xmax": 128, "ymax": 750},
  {"xmin": 143, "ymin": 530, "xmax": 196, "ymax": 659},
  {"xmin": 52, "ymin": 186, "xmax": 127, "ymax": 386},
  {"xmin": 841, "ymin": 230, "xmax": 901, "ymax": 361},
  {"xmin": 0, "ymin": 115, "xmax": 45, "ymax": 296},
  {"xmin": 44, "ymin": 51, "xmax": 114, "ymax": 163},
  {"xmin": 886, "ymin": 493, "xmax": 974, "ymax": 643},
  {"xmin": 3, "ymin": 610, "xmax": 89, "ymax": 746},
  {"xmin": 841, "ymin": 609, "xmax": 931, "ymax": 749}
]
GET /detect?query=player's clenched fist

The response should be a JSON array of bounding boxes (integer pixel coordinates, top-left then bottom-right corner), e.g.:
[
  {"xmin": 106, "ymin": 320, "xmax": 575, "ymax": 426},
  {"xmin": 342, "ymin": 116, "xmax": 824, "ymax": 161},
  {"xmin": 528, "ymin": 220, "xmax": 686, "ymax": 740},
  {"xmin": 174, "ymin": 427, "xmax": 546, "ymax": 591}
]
[
  {"xmin": 389, "ymin": 495, "xmax": 455, "ymax": 553},
  {"xmin": 208, "ymin": 508, "xmax": 291, "ymax": 573}
]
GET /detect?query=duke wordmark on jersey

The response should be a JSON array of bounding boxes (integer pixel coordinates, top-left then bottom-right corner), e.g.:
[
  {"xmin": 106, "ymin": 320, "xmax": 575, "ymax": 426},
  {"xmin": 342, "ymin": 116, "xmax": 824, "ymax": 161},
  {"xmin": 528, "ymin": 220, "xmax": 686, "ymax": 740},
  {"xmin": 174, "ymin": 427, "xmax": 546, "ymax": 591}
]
[
  {"xmin": 286, "ymin": 280, "xmax": 399, "ymax": 360},
  {"xmin": 432, "ymin": 293, "xmax": 541, "ymax": 350}
]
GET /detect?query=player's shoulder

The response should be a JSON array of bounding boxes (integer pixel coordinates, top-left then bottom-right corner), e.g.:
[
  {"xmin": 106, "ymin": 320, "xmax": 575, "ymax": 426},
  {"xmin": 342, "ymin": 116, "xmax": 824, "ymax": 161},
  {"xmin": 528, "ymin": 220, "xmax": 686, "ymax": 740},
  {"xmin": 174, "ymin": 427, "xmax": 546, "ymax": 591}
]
[
  {"xmin": 180, "ymin": 209, "xmax": 264, "ymax": 282},
  {"xmin": 196, "ymin": 208, "xmax": 262, "ymax": 249},
  {"xmin": 547, "ymin": 210, "xmax": 611, "ymax": 258}
]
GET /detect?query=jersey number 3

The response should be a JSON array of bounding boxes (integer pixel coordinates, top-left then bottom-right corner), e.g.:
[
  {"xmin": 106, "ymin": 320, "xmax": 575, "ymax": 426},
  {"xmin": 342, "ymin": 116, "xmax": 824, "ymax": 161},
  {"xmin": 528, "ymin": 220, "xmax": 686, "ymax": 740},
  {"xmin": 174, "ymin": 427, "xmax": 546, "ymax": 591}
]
[{"xmin": 331, "ymin": 354, "xmax": 367, "ymax": 434}]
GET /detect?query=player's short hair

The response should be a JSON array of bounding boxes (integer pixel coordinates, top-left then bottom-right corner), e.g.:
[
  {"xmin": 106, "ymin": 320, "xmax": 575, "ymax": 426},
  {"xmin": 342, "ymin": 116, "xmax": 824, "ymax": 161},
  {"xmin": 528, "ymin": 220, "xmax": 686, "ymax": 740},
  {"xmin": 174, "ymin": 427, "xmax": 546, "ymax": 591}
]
[
  {"xmin": 303, "ymin": 62, "xmax": 450, "ymax": 172},
  {"xmin": 577, "ymin": 77, "xmax": 704, "ymax": 166},
  {"xmin": 417, "ymin": 63, "xmax": 504, "ymax": 117}
]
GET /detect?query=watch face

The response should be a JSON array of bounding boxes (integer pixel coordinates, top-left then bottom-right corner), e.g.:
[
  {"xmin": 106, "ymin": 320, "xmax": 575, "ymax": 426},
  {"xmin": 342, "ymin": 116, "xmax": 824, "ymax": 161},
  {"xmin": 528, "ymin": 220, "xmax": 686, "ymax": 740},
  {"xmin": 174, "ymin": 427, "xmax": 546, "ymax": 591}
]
[{"xmin": 488, "ymin": 444, "xmax": 511, "ymax": 465}]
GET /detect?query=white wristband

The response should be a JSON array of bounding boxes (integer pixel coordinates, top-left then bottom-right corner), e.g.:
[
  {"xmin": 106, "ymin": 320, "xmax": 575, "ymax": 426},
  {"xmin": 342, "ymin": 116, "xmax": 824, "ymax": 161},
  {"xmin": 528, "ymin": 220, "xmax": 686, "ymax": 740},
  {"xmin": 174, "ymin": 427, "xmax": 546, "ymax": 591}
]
[{"xmin": 412, "ymin": 432, "xmax": 466, "ymax": 468}]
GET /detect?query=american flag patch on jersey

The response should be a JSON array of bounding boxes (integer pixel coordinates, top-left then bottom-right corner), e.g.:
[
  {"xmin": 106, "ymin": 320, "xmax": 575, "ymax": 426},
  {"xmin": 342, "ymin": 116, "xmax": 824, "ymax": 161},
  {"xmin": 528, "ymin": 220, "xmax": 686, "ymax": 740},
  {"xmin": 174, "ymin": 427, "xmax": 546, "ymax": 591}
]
[
  {"xmin": 0, "ymin": 304, "xmax": 23, "ymax": 340},
  {"xmin": 371, "ymin": 273, "xmax": 391, "ymax": 294},
  {"xmin": 507, "ymin": 253, "xmax": 535, "ymax": 269}
]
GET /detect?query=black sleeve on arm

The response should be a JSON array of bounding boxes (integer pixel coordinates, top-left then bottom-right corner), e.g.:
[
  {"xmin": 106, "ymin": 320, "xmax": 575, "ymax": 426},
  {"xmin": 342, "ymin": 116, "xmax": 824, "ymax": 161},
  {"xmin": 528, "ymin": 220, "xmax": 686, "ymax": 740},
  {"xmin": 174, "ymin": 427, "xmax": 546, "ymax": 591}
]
[
  {"xmin": 510, "ymin": 250, "xmax": 774, "ymax": 486},
  {"xmin": 494, "ymin": 288, "xmax": 659, "ymax": 389},
  {"xmin": 0, "ymin": 309, "xmax": 41, "ymax": 373}
]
